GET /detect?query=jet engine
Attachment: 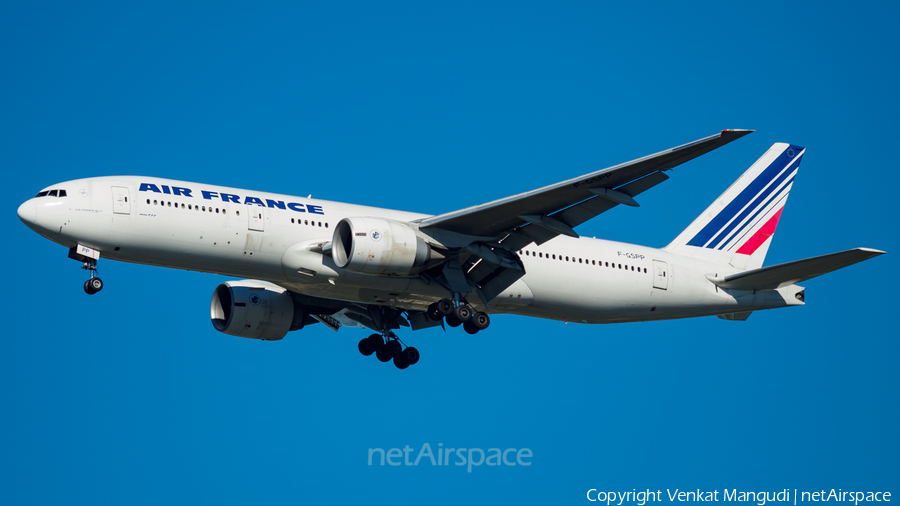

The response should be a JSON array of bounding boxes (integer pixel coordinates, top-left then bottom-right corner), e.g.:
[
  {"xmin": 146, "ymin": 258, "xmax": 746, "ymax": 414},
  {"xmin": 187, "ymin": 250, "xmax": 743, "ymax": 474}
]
[
  {"xmin": 331, "ymin": 217, "xmax": 434, "ymax": 276},
  {"xmin": 210, "ymin": 280, "xmax": 305, "ymax": 340}
]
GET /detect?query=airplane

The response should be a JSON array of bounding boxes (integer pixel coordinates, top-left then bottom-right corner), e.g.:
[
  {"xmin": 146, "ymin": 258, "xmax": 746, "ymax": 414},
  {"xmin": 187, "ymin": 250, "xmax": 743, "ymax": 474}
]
[{"xmin": 16, "ymin": 129, "xmax": 885, "ymax": 369}]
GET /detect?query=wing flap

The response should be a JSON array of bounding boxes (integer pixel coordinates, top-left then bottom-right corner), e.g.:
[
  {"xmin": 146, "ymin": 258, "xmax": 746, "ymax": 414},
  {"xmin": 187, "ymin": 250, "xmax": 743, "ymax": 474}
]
[{"xmin": 707, "ymin": 248, "xmax": 885, "ymax": 290}]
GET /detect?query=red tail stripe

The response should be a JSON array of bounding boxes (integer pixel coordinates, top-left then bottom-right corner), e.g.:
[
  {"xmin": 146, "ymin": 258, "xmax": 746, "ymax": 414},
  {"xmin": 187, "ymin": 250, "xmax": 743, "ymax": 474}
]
[{"xmin": 736, "ymin": 207, "xmax": 784, "ymax": 255}]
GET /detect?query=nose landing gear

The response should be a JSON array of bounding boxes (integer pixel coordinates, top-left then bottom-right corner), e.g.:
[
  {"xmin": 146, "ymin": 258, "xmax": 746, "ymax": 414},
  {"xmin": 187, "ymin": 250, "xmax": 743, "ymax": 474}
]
[
  {"xmin": 69, "ymin": 246, "xmax": 104, "ymax": 295},
  {"xmin": 82, "ymin": 258, "xmax": 103, "ymax": 295}
]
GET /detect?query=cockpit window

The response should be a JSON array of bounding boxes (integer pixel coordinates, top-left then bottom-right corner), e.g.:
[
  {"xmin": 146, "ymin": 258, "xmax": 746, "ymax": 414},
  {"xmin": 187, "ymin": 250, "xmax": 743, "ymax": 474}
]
[{"xmin": 34, "ymin": 189, "xmax": 68, "ymax": 198}]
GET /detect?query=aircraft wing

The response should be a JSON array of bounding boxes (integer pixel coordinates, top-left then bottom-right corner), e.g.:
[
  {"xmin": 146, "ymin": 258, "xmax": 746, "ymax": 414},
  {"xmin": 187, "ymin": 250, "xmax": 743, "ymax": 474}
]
[{"xmin": 418, "ymin": 129, "xmax": 753, "ymax": 244}]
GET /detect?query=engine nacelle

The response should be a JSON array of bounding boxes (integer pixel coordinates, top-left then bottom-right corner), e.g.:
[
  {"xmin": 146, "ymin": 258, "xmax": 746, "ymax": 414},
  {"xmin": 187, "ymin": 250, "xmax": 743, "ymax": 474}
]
[
  {"xmin": 210, "ymin": 280, "xmax": 303, "ymax": 340},
  {"xmin": 332, "ymin": 217, "xmax": 431, "ymax": 276}
]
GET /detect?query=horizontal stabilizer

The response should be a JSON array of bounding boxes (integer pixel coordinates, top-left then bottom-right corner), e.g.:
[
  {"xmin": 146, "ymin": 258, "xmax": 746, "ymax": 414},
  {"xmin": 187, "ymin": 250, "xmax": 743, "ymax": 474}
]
[{"xmin": 706, "ymin": 248, "xmax": 885, "ymax": 290}]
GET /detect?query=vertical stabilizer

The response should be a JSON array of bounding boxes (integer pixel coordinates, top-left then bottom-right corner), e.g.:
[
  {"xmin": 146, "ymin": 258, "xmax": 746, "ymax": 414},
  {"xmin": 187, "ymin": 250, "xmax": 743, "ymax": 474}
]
[{"xmin": 664, "ymin": 143, "xmax": 804, "ymax": 270}]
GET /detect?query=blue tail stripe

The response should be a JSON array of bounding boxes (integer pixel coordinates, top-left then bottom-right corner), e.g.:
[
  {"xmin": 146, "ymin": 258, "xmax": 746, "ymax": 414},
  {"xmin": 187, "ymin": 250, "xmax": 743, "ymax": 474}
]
[
  {"xmin": 686, "ymin": 145, "xmax": 803, "ymax": 248},
  {"xmin": 708, "ymin": 159, "xmax": 800, "ymax": 249}
]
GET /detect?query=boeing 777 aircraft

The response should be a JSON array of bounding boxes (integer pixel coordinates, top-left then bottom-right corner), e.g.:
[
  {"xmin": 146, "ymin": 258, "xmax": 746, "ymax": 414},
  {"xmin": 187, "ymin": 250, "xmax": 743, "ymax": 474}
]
[{"xmin": 17, "ymin": 130, "xmax": 884, "ymax": 369}]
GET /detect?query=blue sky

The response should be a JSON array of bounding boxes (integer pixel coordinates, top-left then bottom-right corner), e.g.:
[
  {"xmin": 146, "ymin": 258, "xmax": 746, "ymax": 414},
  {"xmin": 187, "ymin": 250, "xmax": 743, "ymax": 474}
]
[{"xmin": 2, "ymin": 2, "xmax": 898, "ymax": 504}]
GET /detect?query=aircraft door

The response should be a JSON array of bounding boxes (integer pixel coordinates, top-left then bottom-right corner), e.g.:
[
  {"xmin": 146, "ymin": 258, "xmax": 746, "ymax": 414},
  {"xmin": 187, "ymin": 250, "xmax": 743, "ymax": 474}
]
[
  {"xmin": 248, "ymin": 206, "xmax": 265, "ymax": 232},
  {"xmin": 653, "ymin": 260, "xmax": 668, "ymax": 290},
  {"xmin": 112, "ymin": 186, "xmax": 131, "ymax": 215}
]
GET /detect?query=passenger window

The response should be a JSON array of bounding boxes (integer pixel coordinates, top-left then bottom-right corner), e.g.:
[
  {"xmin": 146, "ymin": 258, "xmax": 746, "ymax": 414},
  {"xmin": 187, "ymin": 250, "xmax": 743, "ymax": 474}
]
[
  {"xmin": 236, "ymin": 211, "xmax": 240, "ymax": 216},
  {"xmin": 618, "ymin": 264, "xmax": 622, "ymax": 269},
  {"xmin": 168, "ymin": 202, "xmax": 171, "ymax": 207},
  {"xmin": 644, "ymin": 268, "xmax": 647, "ymax": 273},
  {"xmin": 147, "ymin": 199, "xmax": 150, "ymax": 204},
  {"xmin": 592, "ymin": 260, "xmax": 596, "ymax": 265},
  {"xmin": 154, "ymin": 200, "xmax": 158, "ymax": 205},
  {"xmin": 325, "ymin": 223, "xmax": 329, "ymax": 228}
]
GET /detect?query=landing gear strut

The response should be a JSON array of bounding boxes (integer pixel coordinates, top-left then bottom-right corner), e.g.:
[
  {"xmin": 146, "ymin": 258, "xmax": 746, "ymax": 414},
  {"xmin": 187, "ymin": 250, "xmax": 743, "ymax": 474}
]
[{"xmin": 427, "ymin": 297, "xmax": 490, "ymax": 334}]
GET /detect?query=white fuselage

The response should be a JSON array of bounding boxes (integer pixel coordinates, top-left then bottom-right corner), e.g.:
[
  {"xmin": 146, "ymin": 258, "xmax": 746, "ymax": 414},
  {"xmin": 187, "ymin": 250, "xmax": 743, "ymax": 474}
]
[{"xmin": 17, "ymin": 176, "xmax": 803, "ymax": 324}]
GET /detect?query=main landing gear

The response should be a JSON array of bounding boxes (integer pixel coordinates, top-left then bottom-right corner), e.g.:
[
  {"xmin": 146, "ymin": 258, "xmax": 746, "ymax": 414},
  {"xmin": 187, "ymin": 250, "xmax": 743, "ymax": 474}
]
[
  {"xmin": 358, "ymin": 332, "xmax": 420, "ymax": 370},
  {"xmin": 355, "ymin": 299, "xmax": 488, "ymax": 369},
  {"xmin": 427, "ymin": 298, "xmax": 490, "ymax": 335},
  {"xmin": 82, "ymin": 258, "xmax": 103, "ymax": 295}
]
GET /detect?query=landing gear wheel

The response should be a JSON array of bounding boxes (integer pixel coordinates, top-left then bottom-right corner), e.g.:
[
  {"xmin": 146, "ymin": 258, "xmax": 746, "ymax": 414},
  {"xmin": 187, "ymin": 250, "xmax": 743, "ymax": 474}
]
[
  {"xmin": 84, "ymin": 277, "xmax": 103, "ymax": 295},
  {"xmin": 427, "ymin": 303, "xmax": 442, "ymax": 321},
  {"xmin": 463, "ymin": 321, "xmax": 479, "ymax": 334},
  {"xmin": 366, "ymin": 334, "xmax": 384, "ymax": 350},
  {"xmin": 385, "ymin": 339, "xmax": 402, "ymax": 356},
  {"xmin": 453, "ymin": 304, "xmax": 473, "ymax": 322},
  {"xmin": 471, "ymin": 312, "xmax": 490, "ymax": 330},
  {"xmin": 358, "ymin": 337, "xmax": 375, "ymax": 356},
  {"xmin": 437, "ymin": 298, "xmax": 455, "ymax": 317},
  {"xmin": 402, "ymin": 346, "xmax": 419, "ymax": 365},
  {"xmin": 446, "ymin": 314, "xmax": 462, "ymax": 327},
  {"xmin": 393, "ymin": 354, "xmax": 410, "ymax": 369},
  {"xmin": 375, "ymin": 349, "xmax": 392, "ymax": 362}
]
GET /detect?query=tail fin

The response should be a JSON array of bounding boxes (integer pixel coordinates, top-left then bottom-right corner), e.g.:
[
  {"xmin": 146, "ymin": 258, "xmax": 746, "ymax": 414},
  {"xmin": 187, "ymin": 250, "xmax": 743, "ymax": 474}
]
[{"xmin": 665, "ymin": 143, "xmax": 804, "ymax": 270}]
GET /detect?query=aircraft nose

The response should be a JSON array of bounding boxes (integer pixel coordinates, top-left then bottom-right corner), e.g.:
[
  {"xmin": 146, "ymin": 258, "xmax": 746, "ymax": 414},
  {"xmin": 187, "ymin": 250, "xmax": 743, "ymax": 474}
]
[{"xmin": 17, "ymin": 199, "xmax": 36, "ymax": 226}]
